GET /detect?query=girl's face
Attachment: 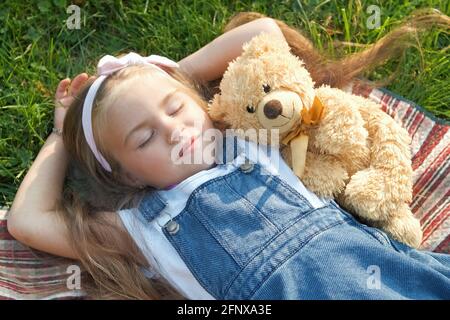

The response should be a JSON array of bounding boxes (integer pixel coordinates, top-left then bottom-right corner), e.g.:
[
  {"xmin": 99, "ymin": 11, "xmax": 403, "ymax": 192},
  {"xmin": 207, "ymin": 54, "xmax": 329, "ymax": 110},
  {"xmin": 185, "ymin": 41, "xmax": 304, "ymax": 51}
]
[{"xmin": 101, "ymin": 70, "xmax": 216, "ymax": 189}]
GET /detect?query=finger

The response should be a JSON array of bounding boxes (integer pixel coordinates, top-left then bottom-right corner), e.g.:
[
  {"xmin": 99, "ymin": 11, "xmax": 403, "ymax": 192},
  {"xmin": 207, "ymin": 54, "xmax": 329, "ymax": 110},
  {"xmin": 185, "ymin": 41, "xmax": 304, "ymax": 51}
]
[
  {"xmin": 69, "ymin": 73, "xmax": 89, "ymax": 96},
  {"xmin": 55, "ymin": 78, "xmax": 71, "ymax": 99}
]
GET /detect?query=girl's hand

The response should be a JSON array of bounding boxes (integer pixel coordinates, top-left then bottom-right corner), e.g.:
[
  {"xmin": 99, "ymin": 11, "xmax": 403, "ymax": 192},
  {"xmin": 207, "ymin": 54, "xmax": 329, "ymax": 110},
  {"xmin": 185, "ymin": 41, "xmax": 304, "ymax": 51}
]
[{"xmin": 53, "ymin": 73, "xmax": 93, "ymax": 131}]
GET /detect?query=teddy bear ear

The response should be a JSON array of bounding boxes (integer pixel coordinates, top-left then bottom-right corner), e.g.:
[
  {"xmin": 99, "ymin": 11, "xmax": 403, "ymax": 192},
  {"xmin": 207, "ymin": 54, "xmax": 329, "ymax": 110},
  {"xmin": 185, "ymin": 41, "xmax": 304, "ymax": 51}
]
[
  {"xmin": 208, "ymin": 93, "xmax": 227, "ymax": 122},
  {"xmin": 241, "ymin": 33, "xmax": 290, "ymax": 58}
]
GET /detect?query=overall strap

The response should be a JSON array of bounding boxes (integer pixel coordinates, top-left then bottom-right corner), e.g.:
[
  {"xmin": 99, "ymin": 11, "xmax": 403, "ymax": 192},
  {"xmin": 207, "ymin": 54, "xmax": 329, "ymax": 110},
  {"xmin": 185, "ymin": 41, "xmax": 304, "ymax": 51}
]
[
  {"xmin": 219, "ymin": 133, "xmax": 241, "ymax": 164},
  {"xmin": 137, "ymin": 192, "xmax": 168, "ymax": 222}
]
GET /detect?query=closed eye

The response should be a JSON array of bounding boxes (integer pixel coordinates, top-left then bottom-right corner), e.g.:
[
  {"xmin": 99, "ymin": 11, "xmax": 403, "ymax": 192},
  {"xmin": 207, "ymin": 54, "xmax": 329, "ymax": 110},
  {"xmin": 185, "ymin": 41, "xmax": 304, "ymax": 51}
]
[
  {"xmin": 169, "ymin": 103, "xmax": 184, "ymax": 116},
  {"xmin": 138, "ymin": 131, "xmax": 154, "ymax": 149}
]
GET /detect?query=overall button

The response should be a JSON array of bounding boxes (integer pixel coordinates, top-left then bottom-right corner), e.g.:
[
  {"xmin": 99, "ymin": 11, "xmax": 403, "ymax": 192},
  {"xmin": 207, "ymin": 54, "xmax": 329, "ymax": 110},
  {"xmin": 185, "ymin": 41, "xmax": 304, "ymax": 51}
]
[
  {"xmin": 239, "ymin": 159, "xmax": 254, "ymax": 173},
  {"xmin": 164, "ymin": 220, "xmax": 180, "ymax": 235}
]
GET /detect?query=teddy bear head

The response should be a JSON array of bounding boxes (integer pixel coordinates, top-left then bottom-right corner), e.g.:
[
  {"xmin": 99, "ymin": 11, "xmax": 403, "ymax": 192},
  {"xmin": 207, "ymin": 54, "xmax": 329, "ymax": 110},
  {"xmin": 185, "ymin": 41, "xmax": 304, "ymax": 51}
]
[{"xmin": 208, "ymin": 32, "xmax": 316, "ymax": 145}]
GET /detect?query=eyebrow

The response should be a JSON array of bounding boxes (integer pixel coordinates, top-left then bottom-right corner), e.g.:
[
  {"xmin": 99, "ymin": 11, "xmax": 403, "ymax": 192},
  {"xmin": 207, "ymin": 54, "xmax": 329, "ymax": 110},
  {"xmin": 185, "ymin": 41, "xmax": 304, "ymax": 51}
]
[{"xmin": 123, "ymin": 88, "xmax": 179, "ymax": 147}]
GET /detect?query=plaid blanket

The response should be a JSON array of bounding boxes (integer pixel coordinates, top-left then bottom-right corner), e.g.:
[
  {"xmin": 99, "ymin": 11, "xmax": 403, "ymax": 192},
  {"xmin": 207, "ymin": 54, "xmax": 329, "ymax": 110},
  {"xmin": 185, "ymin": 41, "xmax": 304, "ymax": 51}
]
[
  {"xmin": 1, "ymin": 82, "xmax": 449, "ymax": 299},
  {"xmin": 0, "ymin": 210, "xmax": 85, "ymax": 300}
]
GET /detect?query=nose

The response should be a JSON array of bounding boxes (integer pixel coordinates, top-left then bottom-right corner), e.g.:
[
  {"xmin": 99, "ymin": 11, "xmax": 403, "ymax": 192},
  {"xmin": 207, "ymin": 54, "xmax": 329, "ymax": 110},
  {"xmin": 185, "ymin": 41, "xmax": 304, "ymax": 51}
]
[
  {"xmin": 263, "ymin": 100, "xmax": 283, "ymax": 119},
  {"xmin": 161, "ymin": 118, "xmax": 182, "ymax": 145}
]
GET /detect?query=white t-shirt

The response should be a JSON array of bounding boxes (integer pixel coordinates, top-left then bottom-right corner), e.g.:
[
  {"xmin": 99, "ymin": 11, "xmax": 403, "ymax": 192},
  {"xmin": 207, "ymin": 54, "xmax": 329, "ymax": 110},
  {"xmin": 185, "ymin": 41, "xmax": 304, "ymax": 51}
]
[{"xmin": 118, "ymin": 138, "xmax": 329, "ymax": 299}]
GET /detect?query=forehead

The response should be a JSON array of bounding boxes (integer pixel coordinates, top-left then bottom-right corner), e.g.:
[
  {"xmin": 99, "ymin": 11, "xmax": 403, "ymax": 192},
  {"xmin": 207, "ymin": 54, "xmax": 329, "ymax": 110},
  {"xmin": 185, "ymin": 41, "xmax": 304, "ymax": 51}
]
[
  {"xmin": 100, "ymin": 70, "xmax": 179, "ymax": 145},
  {"xmin": 107, "ymin": 70, "xmax": 179, "ymax": 120}
]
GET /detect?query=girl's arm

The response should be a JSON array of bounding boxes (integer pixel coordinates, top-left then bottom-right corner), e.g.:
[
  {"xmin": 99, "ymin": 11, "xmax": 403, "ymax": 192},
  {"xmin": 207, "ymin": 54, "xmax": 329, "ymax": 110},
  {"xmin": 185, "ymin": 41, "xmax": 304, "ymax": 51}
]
[
  {"xmin": 6, "ymin": 75, "xmax": 119, "ymax": 260},
  {"xmin": 178, "ymin": 17, "xmax": 285, "ymax": 83},
  {"xmin": 7, "ymin": 133, "xmax": 79, "ymax": 259}
]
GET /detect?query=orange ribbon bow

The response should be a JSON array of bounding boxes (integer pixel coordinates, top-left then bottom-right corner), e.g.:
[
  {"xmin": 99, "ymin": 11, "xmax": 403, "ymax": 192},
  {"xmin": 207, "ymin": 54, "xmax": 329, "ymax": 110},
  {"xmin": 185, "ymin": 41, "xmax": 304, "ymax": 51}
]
[{"xmin": 281, "ymin": 96, "xmax": 326, "ymax": 178}]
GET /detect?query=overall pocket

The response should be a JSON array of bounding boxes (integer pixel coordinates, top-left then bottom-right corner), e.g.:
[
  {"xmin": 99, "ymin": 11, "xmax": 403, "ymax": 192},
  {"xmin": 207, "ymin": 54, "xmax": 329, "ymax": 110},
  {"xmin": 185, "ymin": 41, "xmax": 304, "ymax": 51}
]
[
  {"xmin": 186, "ymin": 169, "xmax": 281, "ymax": 267},
  {"xmin": 223, "ymin": 162, "xmax": 314, "ymax": 230}
]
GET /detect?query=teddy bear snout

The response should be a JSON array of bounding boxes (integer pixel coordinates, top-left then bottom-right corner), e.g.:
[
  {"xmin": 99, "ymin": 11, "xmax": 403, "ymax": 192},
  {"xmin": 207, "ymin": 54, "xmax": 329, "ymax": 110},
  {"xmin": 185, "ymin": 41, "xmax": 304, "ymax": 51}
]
[{"xmin": 264, "ymin": 100, "xmax": 283, "ymax": 119}]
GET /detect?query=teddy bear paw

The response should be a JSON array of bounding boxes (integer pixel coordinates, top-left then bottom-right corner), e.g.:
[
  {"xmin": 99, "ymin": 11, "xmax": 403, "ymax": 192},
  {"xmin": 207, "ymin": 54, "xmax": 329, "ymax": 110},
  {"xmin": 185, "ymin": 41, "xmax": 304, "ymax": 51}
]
[
  {"xmin": 343, "ymin": 167, "xmax": 390, "ymax": 221},
  {"xmin": 382, "ymin": 208, "xmax": 423, "ymax": 248},
  {"xmin": 301, "ymin": 153, "xmax": 349, "ymax": 199}
]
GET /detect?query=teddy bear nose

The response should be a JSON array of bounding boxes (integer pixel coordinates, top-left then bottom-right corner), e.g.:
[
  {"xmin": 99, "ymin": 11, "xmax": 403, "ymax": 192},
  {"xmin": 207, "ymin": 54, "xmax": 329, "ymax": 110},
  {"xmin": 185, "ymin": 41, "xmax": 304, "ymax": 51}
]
[{"xmin": 263, "ymin": 100, "xmax": 283, "ymax": 119}]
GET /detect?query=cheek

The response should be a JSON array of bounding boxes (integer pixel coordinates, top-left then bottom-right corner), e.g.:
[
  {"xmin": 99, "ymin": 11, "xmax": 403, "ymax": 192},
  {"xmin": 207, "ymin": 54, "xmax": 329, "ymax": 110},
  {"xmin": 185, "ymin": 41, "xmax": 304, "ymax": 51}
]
[
  {"xmin": 188, "ymin": 104, "xmax": 212, "ymax": 127},
  {"xmin": 139, "ymin": 151, "xmax": 171, "ymax": 179}
]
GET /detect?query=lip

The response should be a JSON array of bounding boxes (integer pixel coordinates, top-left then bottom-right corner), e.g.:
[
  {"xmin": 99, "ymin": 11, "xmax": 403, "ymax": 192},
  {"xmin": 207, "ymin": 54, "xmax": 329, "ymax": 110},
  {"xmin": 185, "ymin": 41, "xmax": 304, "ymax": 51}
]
[{"xmin": 178, "ymin": 135, "xmax": 198, "ymax": 158}]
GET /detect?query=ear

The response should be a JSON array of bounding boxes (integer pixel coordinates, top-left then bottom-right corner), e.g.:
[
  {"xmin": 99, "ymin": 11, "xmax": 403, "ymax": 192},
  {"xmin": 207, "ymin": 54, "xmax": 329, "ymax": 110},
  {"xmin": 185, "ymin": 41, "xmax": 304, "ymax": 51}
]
[{"xmin": 208, "ymin": 93, "xmax": 227, "ymax": 122}]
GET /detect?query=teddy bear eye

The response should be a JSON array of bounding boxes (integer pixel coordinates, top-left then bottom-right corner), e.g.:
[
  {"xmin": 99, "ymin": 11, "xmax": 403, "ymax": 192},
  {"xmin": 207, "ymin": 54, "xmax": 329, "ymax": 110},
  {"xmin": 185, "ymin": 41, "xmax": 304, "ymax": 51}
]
[
  {"xmin": 263, "ymin": 84, "xmax": 271, "ymax": 93},
  {"xmin": 246, "ymin": 105, "xmax": 256, "ymax": 113}
]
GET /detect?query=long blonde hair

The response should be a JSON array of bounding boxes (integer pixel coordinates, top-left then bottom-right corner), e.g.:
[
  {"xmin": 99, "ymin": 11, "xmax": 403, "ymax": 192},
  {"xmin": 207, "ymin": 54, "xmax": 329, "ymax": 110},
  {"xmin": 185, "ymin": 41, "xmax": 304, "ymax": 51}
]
[{"xmin": 56, "ymin": 10, "xmax": 449, "ymax": 300}]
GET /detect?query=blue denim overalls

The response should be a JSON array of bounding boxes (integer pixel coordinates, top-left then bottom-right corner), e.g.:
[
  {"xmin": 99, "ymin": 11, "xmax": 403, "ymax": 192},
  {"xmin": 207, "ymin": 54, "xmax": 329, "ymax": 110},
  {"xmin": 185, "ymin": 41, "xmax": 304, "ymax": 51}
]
[{"xmin": 133, "ymin": 136, "xmax": 450, "ymax": 299}]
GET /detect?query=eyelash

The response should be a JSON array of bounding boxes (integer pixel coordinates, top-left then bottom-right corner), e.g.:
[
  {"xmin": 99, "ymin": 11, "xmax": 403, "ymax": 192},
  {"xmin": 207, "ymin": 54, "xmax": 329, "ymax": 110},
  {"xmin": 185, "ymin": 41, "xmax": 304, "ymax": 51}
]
[
  {"xmin": 138, "ymin": 132, "xmax": 153, "ymax": 149},
  {"xmin": 170, "ymin": 103, "xmax": 183, "ymax": 116}
]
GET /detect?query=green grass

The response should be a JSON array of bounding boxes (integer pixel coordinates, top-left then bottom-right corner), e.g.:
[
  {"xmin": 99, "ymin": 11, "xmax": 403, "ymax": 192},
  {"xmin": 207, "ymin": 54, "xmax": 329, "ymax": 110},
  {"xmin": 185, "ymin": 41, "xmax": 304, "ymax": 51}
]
[{"xmin": 0, "ymin": 0, "xmax": 449, "ymax": 206}]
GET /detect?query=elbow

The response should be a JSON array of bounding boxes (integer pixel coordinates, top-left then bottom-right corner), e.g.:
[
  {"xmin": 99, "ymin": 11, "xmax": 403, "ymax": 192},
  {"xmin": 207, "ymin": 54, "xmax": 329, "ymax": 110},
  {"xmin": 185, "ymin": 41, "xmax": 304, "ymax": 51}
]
[
  {"xmin": 6, "ymin": 211, "xmax": 30, "ymax": 244},
  {"xmin": 255, "ymin": 17, "xmax": 284, "ymax": 39},
  {"xmin": 6, "ymin": 210, "xmax": 18, "ymax": 238}
]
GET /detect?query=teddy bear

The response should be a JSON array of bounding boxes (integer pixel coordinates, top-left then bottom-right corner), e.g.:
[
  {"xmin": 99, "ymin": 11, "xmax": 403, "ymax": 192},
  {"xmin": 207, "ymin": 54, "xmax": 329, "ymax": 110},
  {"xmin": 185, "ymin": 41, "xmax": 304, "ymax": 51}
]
[{"xmin": 208, "ymin": 33, "xmax": 422, "ymax": 248}]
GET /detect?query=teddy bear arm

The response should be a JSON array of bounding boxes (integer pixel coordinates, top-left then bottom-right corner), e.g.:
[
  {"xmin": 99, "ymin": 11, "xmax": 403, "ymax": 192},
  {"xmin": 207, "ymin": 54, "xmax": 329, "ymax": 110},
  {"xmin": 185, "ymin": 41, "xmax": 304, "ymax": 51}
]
[
  {"xmin": 311, "ymin": 88, "xmax": 370, "ymax": 161},
  {"xmin": 300, "ymin": 152, "xmax": 349, "ymax": 199},
  {"xmin": 280, "ymin": 147, "xmax": 348, "ymax": 198}
]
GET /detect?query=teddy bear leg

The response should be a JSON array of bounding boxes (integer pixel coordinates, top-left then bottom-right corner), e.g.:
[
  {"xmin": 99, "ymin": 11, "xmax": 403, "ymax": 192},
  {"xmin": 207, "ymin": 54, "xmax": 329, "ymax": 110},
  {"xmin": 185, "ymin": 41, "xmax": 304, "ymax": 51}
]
[
  {"xmin": 342, "ymin": 167, "xmax": 422, "ymax": 247},
  {"xmin": 343, "ymin": 166, "xmax": 411, "ymax": 220},
  {"xmin": 300, "ymin": 152, "xmax": 349, "ymax": 199}
]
